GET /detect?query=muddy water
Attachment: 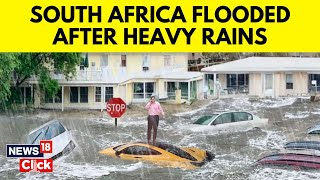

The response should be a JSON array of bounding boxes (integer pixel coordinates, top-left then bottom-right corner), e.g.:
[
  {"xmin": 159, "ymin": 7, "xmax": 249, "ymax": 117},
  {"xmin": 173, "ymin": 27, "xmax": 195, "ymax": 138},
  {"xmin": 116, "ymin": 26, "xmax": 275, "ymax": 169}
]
[{"xmin": 1, "ymin": 98, "xmax": 320, "ymax": 180}]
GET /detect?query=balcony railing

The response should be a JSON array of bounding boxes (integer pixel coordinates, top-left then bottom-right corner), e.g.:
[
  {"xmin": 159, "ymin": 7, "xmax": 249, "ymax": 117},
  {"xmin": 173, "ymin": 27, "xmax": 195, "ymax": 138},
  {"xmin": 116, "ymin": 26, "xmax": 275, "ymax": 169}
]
[
  {"xmin": 51, "ymin": 67, "xmax": 128, "ymax": 82},
  {"xmin": 51, "ymin": 65, "xmax": 186, "ymax": 83}
]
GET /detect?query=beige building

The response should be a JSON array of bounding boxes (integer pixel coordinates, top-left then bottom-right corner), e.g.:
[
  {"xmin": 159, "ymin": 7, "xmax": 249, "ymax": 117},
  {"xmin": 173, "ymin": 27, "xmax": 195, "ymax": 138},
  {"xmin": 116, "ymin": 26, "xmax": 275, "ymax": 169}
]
[
  {"xmin": 21, "ymin": 53, "xmax": 203, "ymax": 111},
  {"xmin": 202, "ymin": 57, "xmax": 320, "ymax": 98}
]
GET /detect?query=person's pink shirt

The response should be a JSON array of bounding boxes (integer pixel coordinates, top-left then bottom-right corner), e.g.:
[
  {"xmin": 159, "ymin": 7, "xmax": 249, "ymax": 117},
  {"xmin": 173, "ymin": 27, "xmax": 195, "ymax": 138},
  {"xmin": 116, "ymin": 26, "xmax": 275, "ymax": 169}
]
[{"xmin": 145, "ymin": 102, "xmax": 164, "ymax": 116}]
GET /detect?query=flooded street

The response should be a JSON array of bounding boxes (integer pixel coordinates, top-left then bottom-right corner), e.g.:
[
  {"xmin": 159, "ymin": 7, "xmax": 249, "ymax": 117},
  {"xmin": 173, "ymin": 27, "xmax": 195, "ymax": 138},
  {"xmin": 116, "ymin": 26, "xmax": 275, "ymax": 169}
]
[{"xmin": 1, "ymin": 97, "xmax": 320, "ymax": 179}]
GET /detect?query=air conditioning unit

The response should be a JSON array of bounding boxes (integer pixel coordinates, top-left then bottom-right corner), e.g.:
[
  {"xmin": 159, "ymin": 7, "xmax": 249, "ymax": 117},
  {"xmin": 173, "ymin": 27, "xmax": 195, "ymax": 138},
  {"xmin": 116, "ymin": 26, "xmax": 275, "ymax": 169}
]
[{"xmin": 143, "ymin": 66, "xmax": 149, "ymax": 71}]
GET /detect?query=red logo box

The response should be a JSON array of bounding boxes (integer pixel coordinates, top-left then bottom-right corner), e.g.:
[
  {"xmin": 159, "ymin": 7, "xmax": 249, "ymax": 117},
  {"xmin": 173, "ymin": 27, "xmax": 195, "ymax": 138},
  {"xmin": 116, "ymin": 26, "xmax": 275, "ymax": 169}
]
[
  {"xmin": 19, "ymin": 159, "xmax": 53, "ymax": 172},
  {"xmin": 40, "ymin": 140, "xmax": 52, "ymax": 153}
]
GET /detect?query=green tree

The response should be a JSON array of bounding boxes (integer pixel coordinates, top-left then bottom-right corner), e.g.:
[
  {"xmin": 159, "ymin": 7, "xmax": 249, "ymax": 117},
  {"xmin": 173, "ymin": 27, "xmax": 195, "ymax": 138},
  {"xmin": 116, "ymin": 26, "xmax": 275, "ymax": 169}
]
[
  {"xmin": 0, "ymin": 53, "xmax": 82, "ymax": 106},
  {"xmin": 0, "ymin": 53, "xmax": 18, "ymax": 101}
]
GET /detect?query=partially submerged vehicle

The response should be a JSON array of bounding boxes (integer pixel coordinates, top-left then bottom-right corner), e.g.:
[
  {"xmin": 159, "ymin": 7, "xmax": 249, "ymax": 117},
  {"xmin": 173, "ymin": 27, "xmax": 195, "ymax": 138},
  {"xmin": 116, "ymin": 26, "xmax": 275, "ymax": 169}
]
[
  {"xmin": 306, "ymin": 123, "xmax": 320, "ymax": 141},
  {"xmin": 26, "ymin": 120, "xmax": 76, "ymax": 160},
  {"xmin": 284, "ymin": 141, "xmax": 320, "ymax": 151},
  {"xmin": 255, "ymin": 153, "xmax": 320, "ymax": 169},
  {"xmin": 99, "ymin": 142, "xmax": 215, "ymax": 169},
  {"xmin": 279, "ymin": 141, "xmax": 320, "ymax": 156},
  {"xmin": 185, "ymin": 111, "xmax": 268, "ymax": 132}
]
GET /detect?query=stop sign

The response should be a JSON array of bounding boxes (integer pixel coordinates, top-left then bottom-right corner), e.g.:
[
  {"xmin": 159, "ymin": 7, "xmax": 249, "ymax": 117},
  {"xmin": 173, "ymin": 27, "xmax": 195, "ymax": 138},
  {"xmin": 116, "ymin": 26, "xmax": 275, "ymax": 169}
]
[{"xmin": 106, "ymin": 98, "xmax": 126, "ymax": 118}]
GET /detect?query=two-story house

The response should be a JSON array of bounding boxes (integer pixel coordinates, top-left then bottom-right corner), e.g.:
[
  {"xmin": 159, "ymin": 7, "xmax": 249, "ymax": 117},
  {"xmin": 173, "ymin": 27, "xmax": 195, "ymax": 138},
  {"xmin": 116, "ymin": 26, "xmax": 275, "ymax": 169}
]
[{"xmin": 32, "ymin": 53, "xmax": 203, "ymax": 111}]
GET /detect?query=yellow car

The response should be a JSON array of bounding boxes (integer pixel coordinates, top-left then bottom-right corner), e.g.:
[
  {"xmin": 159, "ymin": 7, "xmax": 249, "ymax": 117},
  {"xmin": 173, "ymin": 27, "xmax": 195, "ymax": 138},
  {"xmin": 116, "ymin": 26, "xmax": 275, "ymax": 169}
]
[{"xmin": 99, "ymin": 142, "xmax": 215, "ymax": 169}]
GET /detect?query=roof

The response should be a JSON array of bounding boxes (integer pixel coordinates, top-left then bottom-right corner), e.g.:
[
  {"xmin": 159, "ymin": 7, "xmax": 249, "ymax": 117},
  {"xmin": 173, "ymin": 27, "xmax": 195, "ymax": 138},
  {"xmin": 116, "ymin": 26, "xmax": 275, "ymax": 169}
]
[
  {"xmin": 201, "ymin": 57, "xmax": 320, "ymax": 73},
  {"xmin": 284, "ymin": 141, "xmax": 320, "ymax": 151},
  {"xmin": 258, "ymin": 153, "xmax": 320, "ymax": 164},
  {"xmin": 28, "ymin": 120, "xmax": 60, "ymax": 135}
]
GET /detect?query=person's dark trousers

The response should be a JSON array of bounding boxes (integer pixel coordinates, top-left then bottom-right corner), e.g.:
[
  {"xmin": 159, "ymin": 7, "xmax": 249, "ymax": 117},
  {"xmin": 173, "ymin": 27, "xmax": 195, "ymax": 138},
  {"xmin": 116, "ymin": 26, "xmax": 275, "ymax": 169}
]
[{"xmin": 147, "ymin": 115, "xmax": 159, "ymax": 145}]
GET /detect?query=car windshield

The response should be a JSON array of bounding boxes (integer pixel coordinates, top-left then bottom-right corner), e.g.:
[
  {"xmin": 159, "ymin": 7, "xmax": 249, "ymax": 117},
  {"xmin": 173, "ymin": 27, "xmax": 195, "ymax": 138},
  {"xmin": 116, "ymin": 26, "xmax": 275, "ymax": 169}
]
[
  {"xmin": 193, "ymin": 115, "xmax": 218, "ymax": 125},
  {"xmin": 26, "ymin": 126, "xmax": 49, "ymax": 144},
  {"xmin": 26, "ymin": 121, "xmax": 66, "ymax": 144}
]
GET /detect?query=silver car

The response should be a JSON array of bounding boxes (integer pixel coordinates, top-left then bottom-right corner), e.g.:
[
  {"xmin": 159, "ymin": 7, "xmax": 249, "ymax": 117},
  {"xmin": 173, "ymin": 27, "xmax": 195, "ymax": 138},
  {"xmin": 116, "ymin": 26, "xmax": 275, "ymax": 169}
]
[{"xmin": 184, "ymin": 111, "xmax": 268, "ymax": 132}]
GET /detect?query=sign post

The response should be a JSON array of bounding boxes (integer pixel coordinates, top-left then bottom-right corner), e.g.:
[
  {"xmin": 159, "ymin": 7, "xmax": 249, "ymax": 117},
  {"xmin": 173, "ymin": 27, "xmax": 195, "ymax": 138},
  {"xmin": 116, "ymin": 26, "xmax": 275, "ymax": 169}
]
[{"xmin": 106, "ymin": 98, "xmax": 127, "ymax": 127}]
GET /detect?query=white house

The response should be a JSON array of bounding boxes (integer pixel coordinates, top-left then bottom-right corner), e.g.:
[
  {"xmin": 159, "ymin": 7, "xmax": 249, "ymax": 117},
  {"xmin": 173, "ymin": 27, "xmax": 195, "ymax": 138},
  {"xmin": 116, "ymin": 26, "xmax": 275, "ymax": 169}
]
[{"xmin": 202, "ymin": 57, "xmax": 320, "ymax": 98}]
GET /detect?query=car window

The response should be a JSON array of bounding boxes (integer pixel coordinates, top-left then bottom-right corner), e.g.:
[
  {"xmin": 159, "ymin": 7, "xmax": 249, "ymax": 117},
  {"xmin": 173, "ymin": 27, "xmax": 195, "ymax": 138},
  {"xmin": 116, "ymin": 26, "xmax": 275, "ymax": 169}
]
[
  {"xmin": 193, "ymin": 115, "xmax": 217, "ymax": 125},
  {"xmin": 121, "ymin": 146, "xmax": 161, "ymax": 155},
  {"xmin": 155, "ymin": 143, "xmax": 197, "ymax": 161},
  {"xmin": 309, "ymin": 130, "xmax": 320, "ymax": 134},
  {"xmin": 233, "ymin": 112, "xmax": 252, "ymax": 122},
  {"xmin": 58, "ymin": 122, "xmax": 66, "ymax": 134},
  {"xmin": 211, "ymin": 113, "xmax": 232, "ymax": 125},
  {"xmin": 44, "ymin": 121, "xmax": 66, "ymax": 140},
  {"xmin": 27, "ymin": 127, "xmax": 47, "ymax": 144},
  {"xmin": 27, "ymin": 121, "xmax": 66, "ymax": 144}
]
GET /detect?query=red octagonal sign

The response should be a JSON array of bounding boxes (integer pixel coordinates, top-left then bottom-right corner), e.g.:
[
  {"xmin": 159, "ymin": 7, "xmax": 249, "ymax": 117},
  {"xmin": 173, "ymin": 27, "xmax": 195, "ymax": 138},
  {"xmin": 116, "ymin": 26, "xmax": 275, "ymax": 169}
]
[{"xmin": 106, "ymin": 98, "xmax": 126, "ymax": 118}]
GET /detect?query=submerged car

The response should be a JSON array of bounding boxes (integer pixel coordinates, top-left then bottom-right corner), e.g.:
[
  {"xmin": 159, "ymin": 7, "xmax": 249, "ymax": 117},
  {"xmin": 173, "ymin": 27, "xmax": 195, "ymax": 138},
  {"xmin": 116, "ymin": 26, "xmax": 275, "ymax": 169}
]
[
  {"xmin": 99, "ymin": 142, "xmax": 215, "ymax": 169},
  {"xmin": 255, "ymin": 153, "xmax": 320, "ymax": 169},
  {"xmin": 284, "ymin": 141, "xmax": 320, "ymax": 151},
  {"xmin": 185, "ymin": 111, "xmax": 268, "ymax": 132},
  {"xmin": 279, "ymin": 141, "xmax": 320, "ymax": 156},
  {"xmin": 26, "ymin": 120, "xmax": 76, "ymax": 160},
  {"xmin": 306, "ymin": 123, "xmax": 320, "ymax": 141}
]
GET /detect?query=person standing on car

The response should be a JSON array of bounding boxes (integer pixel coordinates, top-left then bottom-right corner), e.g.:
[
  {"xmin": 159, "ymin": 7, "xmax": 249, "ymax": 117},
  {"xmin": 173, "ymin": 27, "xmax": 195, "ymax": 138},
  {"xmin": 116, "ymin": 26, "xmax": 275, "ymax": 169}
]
[{"xmin": 145, "ymin": 95, "xmax": 164, "ymax": 145}]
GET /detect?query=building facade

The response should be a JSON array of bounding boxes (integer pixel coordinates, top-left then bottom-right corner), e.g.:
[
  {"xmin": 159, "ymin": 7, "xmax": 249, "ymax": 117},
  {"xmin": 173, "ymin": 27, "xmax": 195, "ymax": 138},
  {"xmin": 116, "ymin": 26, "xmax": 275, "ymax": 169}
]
[
  {"xmin": 20, "ymin": 53, "xmax": 203, "ymax": 111},
  {"xmin": 202, "ymin": 57, "xmax": 320, "ymax": 98}
]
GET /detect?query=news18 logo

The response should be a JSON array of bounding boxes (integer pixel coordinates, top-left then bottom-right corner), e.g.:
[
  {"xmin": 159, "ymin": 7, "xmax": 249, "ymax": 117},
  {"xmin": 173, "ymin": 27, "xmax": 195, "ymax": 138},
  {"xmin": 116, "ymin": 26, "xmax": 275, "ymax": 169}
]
[{"xmin": 6, "ymin": 140, "xmax": 53, "ymax": 172}]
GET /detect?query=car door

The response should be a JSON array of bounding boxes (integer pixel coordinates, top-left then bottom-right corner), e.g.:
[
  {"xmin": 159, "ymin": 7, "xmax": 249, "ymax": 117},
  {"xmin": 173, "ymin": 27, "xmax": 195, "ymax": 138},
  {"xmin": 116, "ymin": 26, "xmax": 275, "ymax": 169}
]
[{"xmin": 209, "ymin": 113, "xmax": 233, "ymax": 131}]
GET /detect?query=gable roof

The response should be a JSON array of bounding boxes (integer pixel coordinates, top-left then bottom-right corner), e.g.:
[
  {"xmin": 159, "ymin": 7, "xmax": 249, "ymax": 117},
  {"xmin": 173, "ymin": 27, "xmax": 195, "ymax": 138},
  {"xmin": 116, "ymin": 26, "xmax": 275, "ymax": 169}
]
[{"xmin": 201, "ymin": 57, "xmax": 320, "ymax": 73}]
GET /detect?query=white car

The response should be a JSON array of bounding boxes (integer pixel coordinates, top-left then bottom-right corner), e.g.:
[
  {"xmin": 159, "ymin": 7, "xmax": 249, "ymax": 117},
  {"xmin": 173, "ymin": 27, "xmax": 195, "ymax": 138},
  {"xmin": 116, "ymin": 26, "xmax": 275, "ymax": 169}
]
[
  {"xmin": 26, "ymin": 120, "xmax": 76, "ymax": 160},
  {"xmin": 184, "ymin": 111, "xmax": 268, "ymax": 132}
]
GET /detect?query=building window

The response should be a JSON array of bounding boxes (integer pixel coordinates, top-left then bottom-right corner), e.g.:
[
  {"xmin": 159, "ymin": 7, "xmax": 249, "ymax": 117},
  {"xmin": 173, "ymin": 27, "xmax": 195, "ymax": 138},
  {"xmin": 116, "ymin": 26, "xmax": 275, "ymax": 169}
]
[
  {"xmin": 100, "ymin": 54, "xmax": 108, "ymax": 67},
  {"xmin": 227, "ymin": 74, "xmax": 237, "ymax": 89},
  {"xmin": 167, "ymin": 82, "xmax": 177, "ymax": 99},
  {"xmin": 45, "ymin": 91, "xmax": 54, "ymax": 103},
  {"xmin": 133, "ymin": 82, "xmax": 155, "ymax": 99},
  {"xmin": 145, "ymin": 82, "xmax": 154, "ymax": 99},
  {"xmin": 142, "ymin": 54, "xmax": 150, "ymax": 71},
  {"xmin": 164, "ymin": 55, "xmax": 173, "ymax": 66},
  {"xmin": 55, "ymin": 88, "xmax": 62, "ymax": 103},
  {"xmin": 70, "ymin": 87, "xmax": 88, "ymax": 103},
  {"xmin": 227, "ymin": 74, "xmax": 249, "ymax": 93},
  {"xmin": 80, "ymin": 87, "xmax": 88, "ymax": 103},
  {"xmin": 105, "ymin": 87, "xmax": 114, "ymax": 102},
  {"xmin": 70, "ymin": 87, "xmax": 79, "ymax": 103},
  {"xmin": 95, "ymin": 87, "xmax": 101, "ymax": 102},
  {"xmin": 121, "ymin": 55, "xmax": 127, "ymax": 67},
  {"xmin": 46, "ymin": 87, "xmax": 62, "ymax": 103},
  {"xmin": 309, "ymin": 74, "xmax": 320, "ymax": 92},
  {"xmin": 133, "ymin": 83, "xmax": 144, "ymax": 99},
  {"xmin": 179, "ymin": 82, "xmax": 188, "ymax": 99},
  {"xmin": 286, "ymin": 74, "xmax": 293, "ymax": 89}
]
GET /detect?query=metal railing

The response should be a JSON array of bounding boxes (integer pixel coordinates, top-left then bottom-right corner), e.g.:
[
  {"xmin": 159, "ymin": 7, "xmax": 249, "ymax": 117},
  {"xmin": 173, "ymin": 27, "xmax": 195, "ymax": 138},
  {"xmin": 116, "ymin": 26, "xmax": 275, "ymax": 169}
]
[
  {"xmin": 224, "ymin": 85, "xmax": 249, "ymax": 95},
  {"xmin": 50, "ymin": 65, "xmax": 186, "ymax": 82}
]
